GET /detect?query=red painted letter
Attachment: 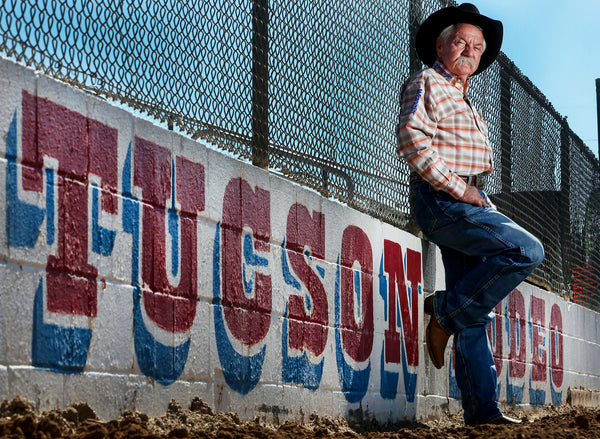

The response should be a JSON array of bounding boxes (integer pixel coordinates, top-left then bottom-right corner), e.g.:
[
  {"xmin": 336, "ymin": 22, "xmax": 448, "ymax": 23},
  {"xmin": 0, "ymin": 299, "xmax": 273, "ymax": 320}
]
[
  {"xmin": 340, "ymin": 225, "xmax": 373, "ymax": 362},
  {"xmin": 508, "ymin": 289, "xmax": 526, "ymax": 378},
  {"xmin": 383, "ymin": 240, "xmax": 420, "ymax": 366},
  {"xmin": 21, "ymin": 91, "xmax": 118, "ymax": 317},
  {"xmin": 134, "ymin": 138, "xmax": 205, "ymax": 332},
  {"xmin": 221, "ymin": 178, "xmax": 271, "ymax": 346},
  {"xmin": 530, "ymin": 295, "xmax": 547, "ymax": 381},
  {"xmin": 550, "ymin": 304, "xmax": 563, "ymax": 387},
  {"xmin": 286, "ymin": 203, "xmax": 328, "ymax": 356}
]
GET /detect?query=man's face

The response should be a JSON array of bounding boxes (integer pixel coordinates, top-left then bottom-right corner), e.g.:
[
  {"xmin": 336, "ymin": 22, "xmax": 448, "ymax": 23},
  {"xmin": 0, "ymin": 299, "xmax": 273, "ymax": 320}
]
[{"xmin": 436, "ymin": 23, "xmax": 484, "ymax": 80}]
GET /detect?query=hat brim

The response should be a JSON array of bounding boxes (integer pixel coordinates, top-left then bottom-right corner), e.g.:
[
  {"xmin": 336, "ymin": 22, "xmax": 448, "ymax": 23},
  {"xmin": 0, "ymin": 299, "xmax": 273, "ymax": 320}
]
[{"xmin": 416, "ymin": 6, "xmax": 503, "ymax": 75}]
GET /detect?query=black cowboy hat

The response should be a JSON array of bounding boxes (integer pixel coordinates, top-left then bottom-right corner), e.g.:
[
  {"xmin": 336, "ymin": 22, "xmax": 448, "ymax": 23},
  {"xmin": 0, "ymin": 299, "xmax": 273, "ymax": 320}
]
[{"xmin": 416, "ymin": 3, "xmax": 503, "ymax": 75}]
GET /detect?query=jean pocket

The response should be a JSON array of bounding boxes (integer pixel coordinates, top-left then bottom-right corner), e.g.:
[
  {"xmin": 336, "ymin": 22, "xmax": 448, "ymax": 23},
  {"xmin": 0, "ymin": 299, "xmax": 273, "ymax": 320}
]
[
  {"xmin": 411, "ymin": 184, "xmax": 438, "ymax": 234},
  {"xmin": 432, "ymin": 190, "xmax": 476, "ymax": 223}
]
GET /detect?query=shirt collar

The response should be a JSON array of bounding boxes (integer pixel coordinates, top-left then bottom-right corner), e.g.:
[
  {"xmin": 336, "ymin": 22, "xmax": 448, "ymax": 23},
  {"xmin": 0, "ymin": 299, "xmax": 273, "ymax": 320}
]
[{"xmin": 433, "ymin": 60, "xmax": 469, "ymax": 92}]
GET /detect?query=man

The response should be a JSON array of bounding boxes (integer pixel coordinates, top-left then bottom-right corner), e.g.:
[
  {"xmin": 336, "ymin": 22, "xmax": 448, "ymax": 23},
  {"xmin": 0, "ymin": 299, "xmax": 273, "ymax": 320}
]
[{"xmin": 396, "ymin": 4, "xmax": 545, "ymax": 426}]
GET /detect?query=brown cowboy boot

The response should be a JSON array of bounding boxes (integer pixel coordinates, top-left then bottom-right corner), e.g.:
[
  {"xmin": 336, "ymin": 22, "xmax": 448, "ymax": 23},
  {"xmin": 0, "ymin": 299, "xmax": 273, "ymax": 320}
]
[
  {"xmin": 426, "ymin": 312, "xmax": 450, "ymax": 369},
  {"xmin": 424, "ymin": 295, "xmax": 433, "ymax": 315}
]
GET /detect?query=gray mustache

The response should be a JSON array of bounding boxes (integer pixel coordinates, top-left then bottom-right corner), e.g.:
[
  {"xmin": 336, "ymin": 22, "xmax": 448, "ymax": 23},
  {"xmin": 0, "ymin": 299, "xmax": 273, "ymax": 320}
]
[{"xmin": 454, "ymin": 56, "xmax": 476, "ymax": 70}]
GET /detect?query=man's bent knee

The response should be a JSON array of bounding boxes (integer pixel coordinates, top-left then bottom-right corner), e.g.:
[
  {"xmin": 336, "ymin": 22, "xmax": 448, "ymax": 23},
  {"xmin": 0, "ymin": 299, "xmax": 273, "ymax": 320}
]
[{"xmin": 523, "ymin": 237, "xmax": 545, "ymax": 269}]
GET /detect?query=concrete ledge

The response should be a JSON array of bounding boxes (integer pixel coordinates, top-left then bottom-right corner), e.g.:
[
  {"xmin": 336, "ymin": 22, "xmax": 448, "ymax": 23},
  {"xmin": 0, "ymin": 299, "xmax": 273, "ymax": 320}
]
[{"xmin": 567, "ymin": 388, "xmax": 600, "ymax": 407}]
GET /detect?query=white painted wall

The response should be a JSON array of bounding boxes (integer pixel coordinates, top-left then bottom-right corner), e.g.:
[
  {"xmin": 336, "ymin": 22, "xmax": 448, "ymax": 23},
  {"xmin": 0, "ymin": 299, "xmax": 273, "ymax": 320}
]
[{"xmin": 0, "ymin": 57, "xmax": 598, "ymax": 423}]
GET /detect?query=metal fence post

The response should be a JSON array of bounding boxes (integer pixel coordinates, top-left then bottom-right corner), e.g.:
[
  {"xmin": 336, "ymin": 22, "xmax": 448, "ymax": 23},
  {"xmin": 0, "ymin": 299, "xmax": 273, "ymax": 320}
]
[
  {"xmin": 403, "ymin": 0, "xmax": 423, "ymax": 236},
  {"xmin": 499, "ymin": 64, "xmax": 512, "ymax": 200},
  {"xmin": 252, "ymin": 0, "xmax": 269, "ymax": 168},
  {"xmin": 559, "ymin": 119, "xmax": 572, "ymax": 297},
  {"xmin": 596, "ymin": 78, "xmax": 600, "ymax": 156},
  {"xmin": 408, "ymin": 0, "xmax": 422, "ymax": 75}
]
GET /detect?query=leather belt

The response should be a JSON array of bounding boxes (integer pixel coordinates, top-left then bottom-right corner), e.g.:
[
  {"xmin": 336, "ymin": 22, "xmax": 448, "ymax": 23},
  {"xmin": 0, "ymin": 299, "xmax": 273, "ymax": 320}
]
[
  {"xmin": 461, "ymin": 175, "xmax": 479, "ymax": 187},
  {"xmin": 409, "ymin": 172, "xmax": 483, "ymax": 189}
]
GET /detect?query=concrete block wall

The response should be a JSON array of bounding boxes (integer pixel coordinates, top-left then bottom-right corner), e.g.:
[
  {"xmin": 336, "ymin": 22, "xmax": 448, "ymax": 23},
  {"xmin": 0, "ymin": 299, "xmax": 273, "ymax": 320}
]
[{"xmin": 0, "ymin": 57, "xmax": 599, "ymax": 422}]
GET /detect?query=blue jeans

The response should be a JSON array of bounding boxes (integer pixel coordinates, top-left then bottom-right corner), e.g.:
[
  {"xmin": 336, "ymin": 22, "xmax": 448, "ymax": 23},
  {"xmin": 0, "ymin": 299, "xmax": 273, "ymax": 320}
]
[{"xmin": 411, "ymin": 181, "xmax": 544, "ymax": 425}]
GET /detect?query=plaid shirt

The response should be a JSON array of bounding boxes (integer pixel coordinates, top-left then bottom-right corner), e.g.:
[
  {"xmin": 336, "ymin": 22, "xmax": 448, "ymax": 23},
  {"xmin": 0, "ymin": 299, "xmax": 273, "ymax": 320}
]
[{"xmin": 396, "ymin": 61, "xmax": 493, "ymax": 199}]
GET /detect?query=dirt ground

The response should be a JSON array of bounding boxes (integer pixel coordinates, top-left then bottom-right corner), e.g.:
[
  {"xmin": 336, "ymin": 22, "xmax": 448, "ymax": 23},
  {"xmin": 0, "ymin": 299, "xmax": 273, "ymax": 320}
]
[{"xmin": 1, "ymin": 395, "xmax": 599, "ymax": 439}]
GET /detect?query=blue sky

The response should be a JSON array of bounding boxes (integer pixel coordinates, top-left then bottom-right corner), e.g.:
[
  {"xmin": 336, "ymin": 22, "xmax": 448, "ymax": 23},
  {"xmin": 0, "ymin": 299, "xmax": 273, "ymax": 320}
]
[{"xmin": 473, "ymin": 0, "xmax": 599, "ymax": 159}]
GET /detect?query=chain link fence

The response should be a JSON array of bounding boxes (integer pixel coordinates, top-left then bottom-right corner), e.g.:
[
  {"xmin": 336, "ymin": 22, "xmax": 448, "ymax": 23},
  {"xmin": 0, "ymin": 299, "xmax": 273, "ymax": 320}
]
[{"xmin": 2, "ymin": 0, "xmax": 599, "ymax": 309}]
